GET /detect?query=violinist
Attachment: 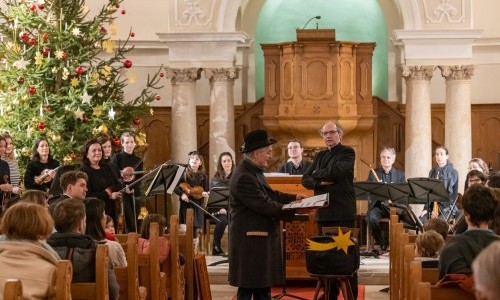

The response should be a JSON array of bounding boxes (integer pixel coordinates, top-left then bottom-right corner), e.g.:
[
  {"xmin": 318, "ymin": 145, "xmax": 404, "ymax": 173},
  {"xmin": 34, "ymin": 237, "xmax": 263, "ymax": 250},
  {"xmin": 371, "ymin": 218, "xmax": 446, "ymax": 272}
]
[
  {"xmin": 366, "ymin": 147, "xmax": 405, "ymax": 253},
  {"xmin": 2, "ymin": 133, "xmax": 21, "ymax": 192},
  {"xmin": 110, "ymin": 132, "xmax": 143, "ymax": 232},
  {"xmin": 24, "ymin": 137, "xmax": 60, "ymax": 192},
  {"xmin": 80, "ymin": 138, "xmax": 122, "ymax": 228},
  {"xmin": 0, "ymin": 136, "xmax": 14, "ymax": 213},
  {"xmin": 174, "ymin": 151, "xmax": 209, "ymax": 243}
]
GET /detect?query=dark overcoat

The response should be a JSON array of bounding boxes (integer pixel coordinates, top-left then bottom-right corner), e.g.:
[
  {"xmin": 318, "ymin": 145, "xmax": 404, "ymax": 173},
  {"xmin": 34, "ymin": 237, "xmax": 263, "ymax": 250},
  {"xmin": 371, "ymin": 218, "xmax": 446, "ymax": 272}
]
[
  {"xmin": 302, "ymin": 143, "xmax": 356, "ymax": 222},
  {"xmin": 228, "ymin": 159, "xmax": 296, "ymax": 288}
]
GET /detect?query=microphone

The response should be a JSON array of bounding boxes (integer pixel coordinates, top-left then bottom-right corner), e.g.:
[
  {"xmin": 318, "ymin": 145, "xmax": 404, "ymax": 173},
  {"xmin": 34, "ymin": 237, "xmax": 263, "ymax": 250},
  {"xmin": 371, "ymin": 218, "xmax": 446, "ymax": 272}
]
[{"xmin": 302, "ymin": 16, "xmax": 321, "ymax": 29}]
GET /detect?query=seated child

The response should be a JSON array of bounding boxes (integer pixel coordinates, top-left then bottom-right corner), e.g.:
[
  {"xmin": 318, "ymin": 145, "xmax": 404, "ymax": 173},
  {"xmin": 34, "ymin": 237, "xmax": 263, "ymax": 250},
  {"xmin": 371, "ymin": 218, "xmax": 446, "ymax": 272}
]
[
  {"xmin": 415, "ymin": 230, "xmax": 444, "ymax": 268},
  {"xmin": 423, "ymin": 218, "xmax": 449, "ymax": 240},
  {"xmin": 138, "ymin": 214, "xmax": 171, "ymax": 264},
  {"xmin": 105, "ymin": 214, "xmax": 116, "ymax": 241}
]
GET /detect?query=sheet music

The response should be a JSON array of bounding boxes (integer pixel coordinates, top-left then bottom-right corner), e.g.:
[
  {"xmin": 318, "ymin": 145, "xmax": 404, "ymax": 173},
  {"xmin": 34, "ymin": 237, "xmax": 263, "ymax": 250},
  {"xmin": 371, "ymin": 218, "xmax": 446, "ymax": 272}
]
[
  {"xmin": 166, "ymin": 165, "xmax": 185, "ymax": 194},
  {"xmin": 282, "ymin": 193, "xmax": 329, "ymax": 210}
]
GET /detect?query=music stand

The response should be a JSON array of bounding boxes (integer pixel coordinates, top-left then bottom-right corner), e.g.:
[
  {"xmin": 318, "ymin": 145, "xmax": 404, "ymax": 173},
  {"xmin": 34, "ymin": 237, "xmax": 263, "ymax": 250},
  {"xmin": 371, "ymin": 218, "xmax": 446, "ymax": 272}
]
[
  {"xmin": 407, "ymin": 178, "xmax": 449, "ymax": 220},
  {"xmin": 207, "ymin": 187, "xmax": 230, "ymax": 267},
  {"xmin": 386, "ymin": 182, "xmax": 423, "ymax": 232},
  {"xmin": 387, "ymin": 183, "xmax": 411, "ymax": 204}
]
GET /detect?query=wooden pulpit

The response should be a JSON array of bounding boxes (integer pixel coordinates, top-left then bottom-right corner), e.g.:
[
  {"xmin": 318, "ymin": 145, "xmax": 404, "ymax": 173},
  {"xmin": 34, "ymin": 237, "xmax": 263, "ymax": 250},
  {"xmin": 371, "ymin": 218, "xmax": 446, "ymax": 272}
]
[{"xmin": 266, "ymin": 175, "xmax": 317, "ymax": 279}]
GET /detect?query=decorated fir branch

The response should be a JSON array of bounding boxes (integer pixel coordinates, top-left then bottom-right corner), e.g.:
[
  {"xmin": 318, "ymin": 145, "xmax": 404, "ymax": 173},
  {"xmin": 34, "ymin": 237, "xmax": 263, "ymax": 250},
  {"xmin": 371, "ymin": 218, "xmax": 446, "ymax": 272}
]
[{"xmin": 0, "ymin": 0, "xmax": 163, "ymax": 171}]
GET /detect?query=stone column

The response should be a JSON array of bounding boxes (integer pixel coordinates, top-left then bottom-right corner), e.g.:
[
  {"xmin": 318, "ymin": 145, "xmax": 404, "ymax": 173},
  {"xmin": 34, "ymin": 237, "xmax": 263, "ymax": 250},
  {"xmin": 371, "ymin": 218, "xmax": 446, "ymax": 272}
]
[
  {"xmin": 441, "ymin": 65, "xmax": 474, "ymax": 194},
  {"xmin": 402, "ymin": 65, "xmax": 435, "ymax": 178},
  {"xmin": 165, "ymin": 68, "xmax": 202, "ymax": 164},
  {"xmin": 204, "ymin": 68, "xmax": 240, "ymax": 176}
]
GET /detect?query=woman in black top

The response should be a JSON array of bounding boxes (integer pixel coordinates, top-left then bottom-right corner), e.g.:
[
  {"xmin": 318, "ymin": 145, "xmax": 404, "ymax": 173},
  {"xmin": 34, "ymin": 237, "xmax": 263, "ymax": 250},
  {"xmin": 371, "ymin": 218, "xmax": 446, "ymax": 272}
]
[
  {"xmin": 209, "ymin": 152, "xmax": 234, "ymax": 255},
  {"xmin": 80, "ymin": 138, "xmax": 122, "ymax": 226},
  {"xmin": 174, "ymin": 151, "xmax": 209, "ymax": 238},
  {"xmin": 24, "ymin": 137, "xmax": 60, "ymax": 192}
]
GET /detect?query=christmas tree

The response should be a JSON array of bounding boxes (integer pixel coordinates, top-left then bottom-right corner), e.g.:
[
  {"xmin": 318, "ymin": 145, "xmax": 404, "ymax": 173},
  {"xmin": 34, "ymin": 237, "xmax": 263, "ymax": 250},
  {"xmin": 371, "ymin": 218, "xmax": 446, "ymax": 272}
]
[{"xmin": 0, "ymin": 0, "xmax": 163, "ymax": 170}]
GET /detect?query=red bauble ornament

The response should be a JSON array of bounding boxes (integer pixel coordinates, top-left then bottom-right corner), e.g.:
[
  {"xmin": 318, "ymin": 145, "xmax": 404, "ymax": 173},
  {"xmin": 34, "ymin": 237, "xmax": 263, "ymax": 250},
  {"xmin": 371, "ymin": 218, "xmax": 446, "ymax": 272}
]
[
  {"xmin": 100, "ymin": 27, "xmax": 107, "ymax": 35},
  {"xmin": 38, "ymin": 3, "xmax": 44, "ymax": 10},
  {"xmin": 159, "ymin": 72, "xmax": 164, "ymax": 77},
  {"xmin": 75, "ymin": 66, "xmax": 84, "ymax": 75},
  {"xmin": 37, "ymin": 122, "xmax": 45, "ymax": 130},
  {"xmin": 17, "ymin": 76, "xmax": 24, "ymax": 84},
  {"xmin": 42, "ymin": 47, "xmax": 50, "ymax": 56},
  {"xmin": 28, "ymin": 37, "xmax": 37, "ymax": 46},
  {"xmin": 130, "ymin": 32, "xmax": 135, "ymax": 37},
  {"xmin": 42, "ymin": 33, "xmax": 49, "ymax": 41},
  {"xmin": 113, "ymin": 137, "xmax": 121, "ymax": 147},
  {"xmin": 83, "ymin": 115, "xmax": 88, "ymax": 122},
  {"xmin": 155, "ymin": 95, "xmax": 161, "ymax": 101},
  {"xmin": 123, "ymin": 59, "xmax": 132, "ymax": 68},
  {"xmin": 121, "ymin": 9, "xmax": 126, "ymax": 15},
  {"xmin": 70, "ymin": 153, "xmax": 77, "ymax": 159},
  {"xmin": 30, "ymin": 5, "xmax": 36, "ymax": 11},
  {"xmin": 28, "ymin": 86, "xmax": 37, "ymax": 95},
  {"xmin": 133, "ymin": 117, "xmax": 141, "ymax": 126},
  {"xmin": 45, "ymin": 105, "xmax": 52, "ymax": 112},
  {"xmin": 115, "ymin": 3, "xmax": 120, "ymax": 8},
  {"xmin": 19, "ymin": 31, "xmax": 29, "ymax": 42},
  {"xmin": 61, "ymin": 52, "xmax": 67, "ymax": 61}
]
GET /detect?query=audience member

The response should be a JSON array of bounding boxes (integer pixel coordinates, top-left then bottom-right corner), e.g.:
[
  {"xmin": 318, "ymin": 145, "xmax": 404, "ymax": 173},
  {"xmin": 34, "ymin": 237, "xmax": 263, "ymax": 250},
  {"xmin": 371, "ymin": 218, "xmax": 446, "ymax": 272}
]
[
  {"xmin": 423, "ymin": 218, "xmax": 449, "ymax": 241},
  {"xmin": 105, "ymin": 214, "xmax": 117, "ymax": 241},
  {"xmin": 19, "ymin": 190, "xmax": 48, "ymax": 208},
  {"xmin": 138, "ymin": 213, "xmax": 171, "ymax": 264},
  {"xmin": 84, "ymin": 198, "xmax": 127, "ymax": 268},
  {"xmin": 464, "ymin": 169, "xmax": 487, "ymax": 191},
  {"xmin": 277, "ymin": 139, "xmax": 312, "ymax": 175},
  {"xmin": 415, "ymin": 230, "xmax": 444, "ymax": 268},
  {"xmin": 472, "ymin": 240, "xmax": 500, "ymax": 300},
  {"xmin": 0, "ymin": 202, "xmax": 60, "ymax": 299},
  {"xmin": 438, "ymin": 185, "xmax": 499, "ymax": 279},
  {"xmin": 468, "ymin": 158, "xmax": 489, "ymax": 176},
  {"xmin": 47, "ymin": 199, "xmax": 120, "ymax": 300}
]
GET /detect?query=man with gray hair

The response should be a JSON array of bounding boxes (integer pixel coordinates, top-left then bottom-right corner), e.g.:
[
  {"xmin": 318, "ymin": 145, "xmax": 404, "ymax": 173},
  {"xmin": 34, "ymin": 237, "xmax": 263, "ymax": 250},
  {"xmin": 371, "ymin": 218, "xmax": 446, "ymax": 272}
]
[{"xmin": 366, "ymin": 147, "xmax": 405, "ymax": 253}]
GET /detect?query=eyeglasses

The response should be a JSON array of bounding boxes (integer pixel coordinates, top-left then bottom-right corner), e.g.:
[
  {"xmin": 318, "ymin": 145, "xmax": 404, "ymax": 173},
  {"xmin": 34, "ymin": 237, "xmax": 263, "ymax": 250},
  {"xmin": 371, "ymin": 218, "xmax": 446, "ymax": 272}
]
[{"xmin": 320, "ymin": 130, "xmax": 338, "ymax": 137}]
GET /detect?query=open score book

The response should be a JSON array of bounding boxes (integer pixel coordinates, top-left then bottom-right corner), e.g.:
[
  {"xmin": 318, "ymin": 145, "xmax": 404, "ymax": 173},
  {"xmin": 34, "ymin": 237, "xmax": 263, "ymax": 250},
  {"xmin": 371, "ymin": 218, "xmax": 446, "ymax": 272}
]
[{"xmin": 282, "ymin": 193, "xmax": 329, "ymax": 210}]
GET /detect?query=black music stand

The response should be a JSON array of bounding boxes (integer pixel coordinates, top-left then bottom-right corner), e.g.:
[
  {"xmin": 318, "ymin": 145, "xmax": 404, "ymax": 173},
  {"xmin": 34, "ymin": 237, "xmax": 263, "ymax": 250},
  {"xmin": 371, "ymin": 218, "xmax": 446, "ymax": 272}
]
[
  {"xmin": 407, "ymin": 178, "xmax": 448, "ymax": 220},
  {"xmin": 273, "ymin": 213, "xmax": 310, "ymax": 300},
  {"xmin": 142, "ymin": 163, "xmax": 186, "ymax": 218},
  {"xmin": 386, "ymin": 183, "xmax": 423, "ymax": 232},
  {"xmin": 387, "ymin": 182, "xmax": 411, "ymax": 204}
]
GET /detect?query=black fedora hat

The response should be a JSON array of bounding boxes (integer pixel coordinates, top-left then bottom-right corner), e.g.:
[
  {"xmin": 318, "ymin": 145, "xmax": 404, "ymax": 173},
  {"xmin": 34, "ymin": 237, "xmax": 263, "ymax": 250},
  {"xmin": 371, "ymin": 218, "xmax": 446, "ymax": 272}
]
[{"xmin": 240, "ymin": 129, "xmax": 277, "ymax": 153}]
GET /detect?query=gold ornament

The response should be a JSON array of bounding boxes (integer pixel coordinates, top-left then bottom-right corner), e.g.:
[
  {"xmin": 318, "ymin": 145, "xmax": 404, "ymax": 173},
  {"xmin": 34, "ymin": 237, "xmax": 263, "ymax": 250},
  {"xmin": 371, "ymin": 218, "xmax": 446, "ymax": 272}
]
[
  {"xmin": 21, "ymin": 147, "xmax": 30, "ymax": 157},
  {"xmin": 51, "ymin": 133, "xmax": 62, "ymax": 143},
  {"xmin": 98, "ymin": 124, "xmax": 108, "ymax": 135},
  {"xmin": 135, "ymin": 132, "xmax": 147, "ymax": 147},
  {"xmin": 63, "ymin": 155, "xmax": 72, "ymax": 165}
]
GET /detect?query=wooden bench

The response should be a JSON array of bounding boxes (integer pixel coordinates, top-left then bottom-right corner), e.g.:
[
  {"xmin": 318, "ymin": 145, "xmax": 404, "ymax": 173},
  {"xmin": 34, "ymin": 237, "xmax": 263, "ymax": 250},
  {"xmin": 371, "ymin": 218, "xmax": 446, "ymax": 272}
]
[
  {"xmin": 137, "ymin": 222, "xmax": 168, "ymax": 300},
  {"xmin": 175, "ymin": 209, "xmax": 195, "ymax": 300},
  {"xmin": 194, "ymin": 254, "xmax": 212, "ymax": 300},
  {"xmin": 417, "ymin": 281, "xmax": 474, "ymax": 300},
  {"xmin": 164, "ymin": 215, "xmax": 185, "ymax": 300},
  {"xmin": 409, "ymin": 262, "xmax": 440, "ymax": 300},
  {"xmin": 114, "ymin": 233, "xmax": 147, "ymax": 300},
  {"xmin": 71, "ymin": 244, "xmax": 109, "ymax": 300},
  {"xmin": 3, "ymin": 279, "xmax": 22, "ymax": 300}
]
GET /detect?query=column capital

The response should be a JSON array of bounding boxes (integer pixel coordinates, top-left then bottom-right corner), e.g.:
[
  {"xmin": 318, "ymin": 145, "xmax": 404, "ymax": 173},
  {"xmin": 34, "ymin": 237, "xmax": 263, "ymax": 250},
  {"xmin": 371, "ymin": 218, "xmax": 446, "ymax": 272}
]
[
  {"xmin": 439, "ymin": 65, "xmax": 475, "ymax": 80},
  {"xmin": 165, "ymin": 68, "xmax": 202, "ymax": 84},
  {"xmin": 204, "ymin": 67, "xmax": 240, "ymax": 83},
  {"xmin": 401, "ymin": 65, "xmax": 435, "ymax": 81}
]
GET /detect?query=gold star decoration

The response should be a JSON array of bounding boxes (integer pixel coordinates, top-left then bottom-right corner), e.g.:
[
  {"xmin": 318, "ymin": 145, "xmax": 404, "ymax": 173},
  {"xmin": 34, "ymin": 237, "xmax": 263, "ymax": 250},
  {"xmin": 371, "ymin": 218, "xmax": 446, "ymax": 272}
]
[
  {"xmin": 108, "ymin": 107, "xmax": 115, "ymax": 120},
  {"xmin": 332, "ymin": 228, "xmax": 355, "ymax": 254},
  {"xmin": 70, "ymin": 77, "xmax": 79, "ymax": 87},
  {"xmin": 13, "ymin": 58, "xmax": 29, "ymax": 69},
  {"xmin": 74, "ymin": 107, "xmax": 84, "ymax": 120},
  {"xmin": 102, "ymin": 40, "xmax": 116, "ymax": 54},
  {"xmin": 92, "ymin": 127, "xmax": 99, "ymax": 135},
  {"xmin": 81, "ymin": 91, "xmax": 91, "ymax": 104},
  {"xmin": 101, "ymin": 65, "xmax": 112, "ymax": 77},
  {"xmin": 71, "ymin": 27, "xmax": 81, "ymax": 36},
  {"xmin": 35, "ymin": 52, "xmax": 44, "ymax": 65},
  {"xmin": 55, "ymin": 50, "xmax": 65, "ymax": 59},
  {"xmin": 307, "ymin": 238, "xmax": 336, "ymax": 251},
  {"xmin": 92, "ymin": 105, "xmax": 102, "ymax": 116}
]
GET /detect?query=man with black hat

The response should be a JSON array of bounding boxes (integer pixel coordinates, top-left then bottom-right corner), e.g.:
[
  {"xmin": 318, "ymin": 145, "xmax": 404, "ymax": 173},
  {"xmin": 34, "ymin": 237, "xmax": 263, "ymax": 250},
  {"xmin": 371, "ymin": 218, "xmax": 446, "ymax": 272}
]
[{"xmin": 228, "ymin": 129, "xmax": 307, "ymax": 300}]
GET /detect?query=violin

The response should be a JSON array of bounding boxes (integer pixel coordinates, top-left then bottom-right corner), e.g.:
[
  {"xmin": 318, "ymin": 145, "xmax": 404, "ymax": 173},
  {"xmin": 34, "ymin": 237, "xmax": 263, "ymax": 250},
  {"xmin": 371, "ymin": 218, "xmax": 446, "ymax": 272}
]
[
  {"xmin": 35, "ymin": 166, "xmax": 61, "ymax": 185},
  {"xmin": 120, "ymin": 167, "xmax": 146, "ymax": 183},
  {"xmin": 179, "ymin": 182, "xmax": 205, "ymax": 200}
]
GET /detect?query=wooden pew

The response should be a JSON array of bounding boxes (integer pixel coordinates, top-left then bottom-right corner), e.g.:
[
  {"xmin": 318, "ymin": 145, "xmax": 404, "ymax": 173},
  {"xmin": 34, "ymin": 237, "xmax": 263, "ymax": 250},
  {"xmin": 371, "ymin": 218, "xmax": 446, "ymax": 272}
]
[
  {"xmin": 409, "ymin": 261, "xmax": 440, "ymax": 300},
  {"xmin": 163, "ymin": 215, "xmax": 185, "ymax": 300},
  {"xmin": 71, "ymin": 244, "xmax": 109, "ymax": 300},
  {"xmin": 3, "ymin": 279, "xmax": 22, "ymax": 300},
  {"xmin": 56, "ymin": 260, "xmax": 72, "ymax": 300},
  {"xmin": 391, "ymin": 222, "xmax": 404, "ymax": 300},
  {"xmin": 389, "ymin": 210, "xmax": 399, "ymax": 299},
  {"xmin": 402, "ymin": 243, "xmax": 415, "ymax": 300},
  {"xmin": 177, "ymin": 209, "xmax": 195, "ymax": 300},
  {"xmin": 194, "ymin": 254, "xmax": 212, "ymax": 300},
  {"xmin": 114, "ymin": 233, "xmax": 147, "ymax": 300},
  {"xmin": 417, "ymin": 281, "xmax": 474, "ymax": 300},
  {"xmin": 137, "ymin": 222, "xmax": 168, "ymax": 300}
]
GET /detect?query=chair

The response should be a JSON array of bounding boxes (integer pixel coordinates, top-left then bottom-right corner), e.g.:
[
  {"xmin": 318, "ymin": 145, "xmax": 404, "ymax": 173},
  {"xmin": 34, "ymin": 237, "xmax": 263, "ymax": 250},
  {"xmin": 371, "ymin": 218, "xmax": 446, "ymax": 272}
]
[
  {"xmin": 71, "ymin": 244, "xmax": 109, "ymax": 300},
  {"xmin": 114, "ymin": 233, "xmax": 148, "ymax": 300},
  {"xmin": 3, "ymin": 279, "xmax": 22, "ymax": 300}
]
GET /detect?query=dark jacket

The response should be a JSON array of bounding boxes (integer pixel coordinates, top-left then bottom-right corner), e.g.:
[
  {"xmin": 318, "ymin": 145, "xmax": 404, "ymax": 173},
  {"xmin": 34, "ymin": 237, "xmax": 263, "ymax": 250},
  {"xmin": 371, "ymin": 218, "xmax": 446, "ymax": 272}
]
[
  {"xmin": 277, "ymin": 159, "xmax": 312, "ymax": 175},
  {"xmin": 429, "ymin": 162, "xmax": 459, "ymax": 217},
  {"xmin": 367, "ymin": 167, "xmax": 406, "ymax": 209},
  {"xmin": 438, "ymin": 229, "xmax": 499, "ymax": 278},
  {"xmin": 47, "ymin": 232, "xmax": 120, "ymax": 300},
  {"xmin": 228, "ymin": 158, "xmax": 296, "ymax": 288},
  {"xmin": 302, "ymin": 143, "xmax": 356, "ymax": 222},
  {"xmin": 24, "ymin": 157, "xmax": 60, "ymax": 191}
]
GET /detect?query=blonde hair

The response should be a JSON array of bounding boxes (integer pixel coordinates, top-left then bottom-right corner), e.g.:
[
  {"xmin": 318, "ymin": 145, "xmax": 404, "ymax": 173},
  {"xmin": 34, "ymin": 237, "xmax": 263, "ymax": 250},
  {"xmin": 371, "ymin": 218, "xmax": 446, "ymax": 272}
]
[
  {"xmin": 415, "ymin": 230, "xmax": 444, "ymax": 258},
  {"xmin": 19, "ymin": 190, "xmax": 48, "ymax": 206},
  {"xmin": 1, "ymin": 202, "xmax": 53, "ymax": 240},
  {"xmin": 472, "ymin": 241, "xmax": 500, "ymax": 300}
]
